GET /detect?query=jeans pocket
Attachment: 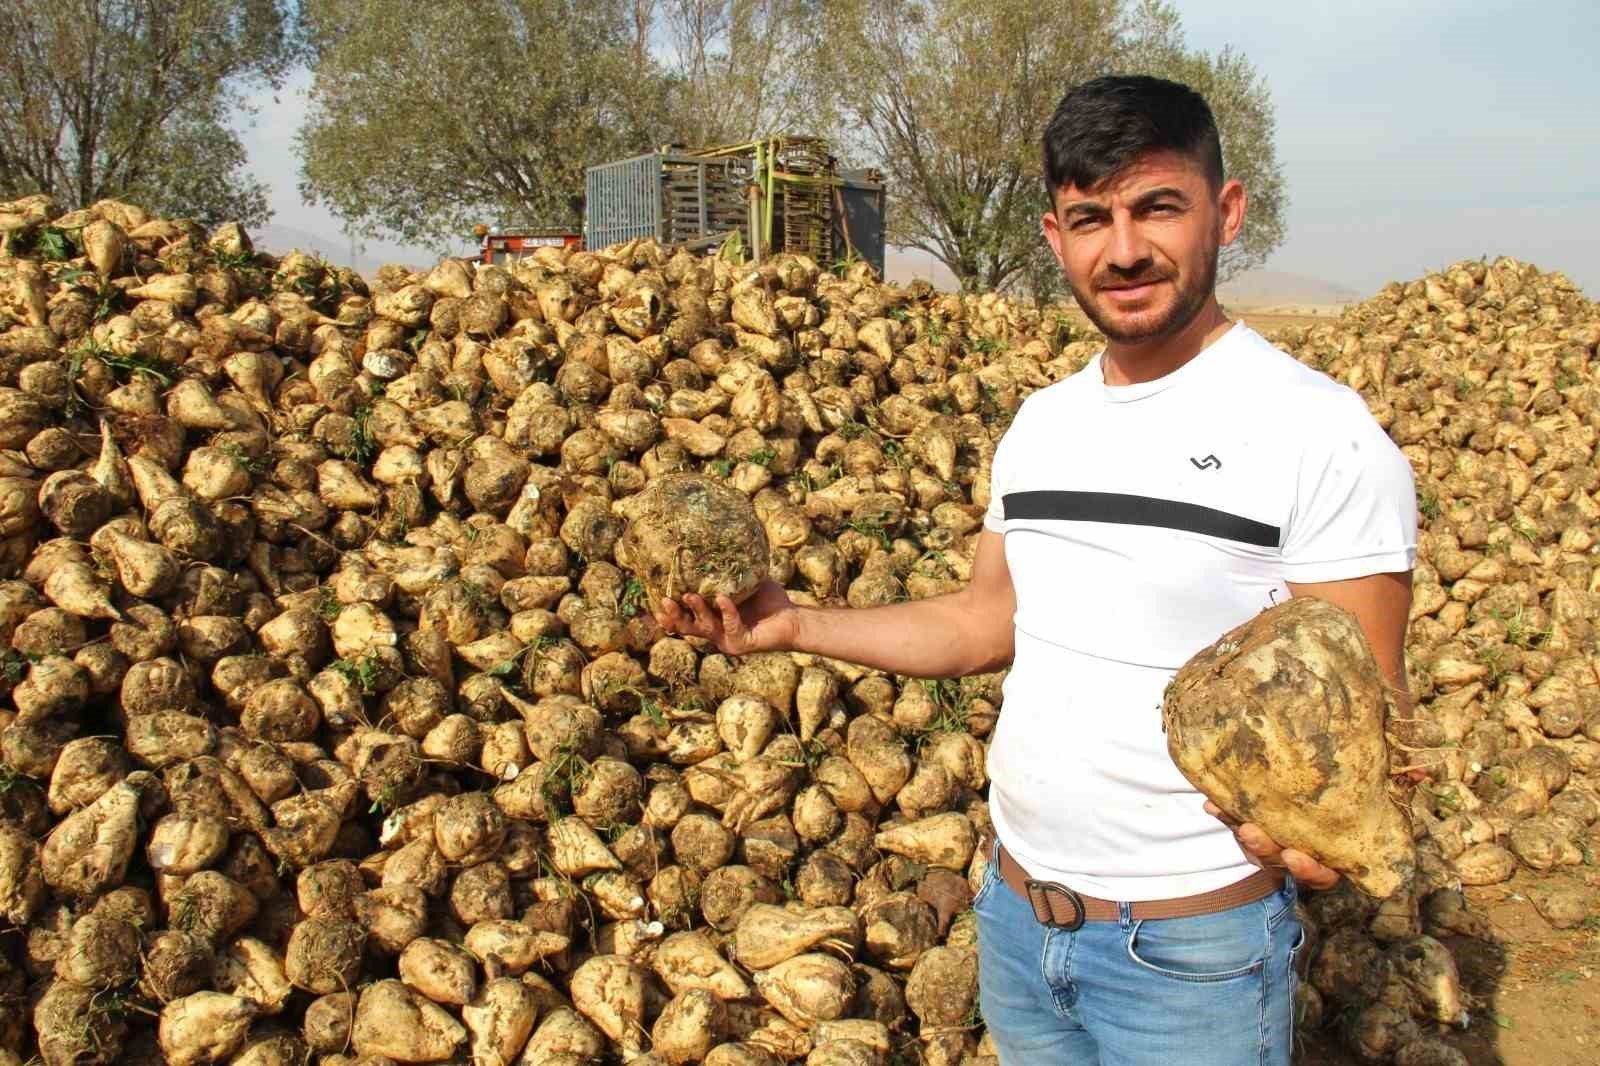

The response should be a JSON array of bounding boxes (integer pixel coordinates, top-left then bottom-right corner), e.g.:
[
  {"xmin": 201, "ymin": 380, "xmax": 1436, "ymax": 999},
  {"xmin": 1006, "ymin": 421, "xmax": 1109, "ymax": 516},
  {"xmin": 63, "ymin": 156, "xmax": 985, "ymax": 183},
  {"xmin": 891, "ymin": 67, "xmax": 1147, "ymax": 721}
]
[
  {"xmin": 1125, "ymin": 908, "xmax": 1268, "ymax": 984},
  {"xmin": 1265, "ymin": 875, "xmax": 1298, "ymax": 930}
]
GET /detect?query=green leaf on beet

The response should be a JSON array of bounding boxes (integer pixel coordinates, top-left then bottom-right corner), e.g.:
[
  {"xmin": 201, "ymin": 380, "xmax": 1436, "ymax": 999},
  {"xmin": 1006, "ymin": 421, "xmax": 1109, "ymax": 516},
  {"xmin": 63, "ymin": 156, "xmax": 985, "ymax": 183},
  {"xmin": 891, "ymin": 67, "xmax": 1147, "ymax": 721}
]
[{"xmin": 34, "ymin": 226, "xmax": 72, "ymax": 260}]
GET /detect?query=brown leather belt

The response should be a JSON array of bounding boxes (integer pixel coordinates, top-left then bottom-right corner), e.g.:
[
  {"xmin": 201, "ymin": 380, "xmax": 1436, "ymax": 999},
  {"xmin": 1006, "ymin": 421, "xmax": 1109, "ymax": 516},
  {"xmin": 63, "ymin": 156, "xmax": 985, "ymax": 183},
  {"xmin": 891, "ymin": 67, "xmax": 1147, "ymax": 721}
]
[{"xmin": 996, "ymin": 845, "xmax": 1284, "ymax": 929}]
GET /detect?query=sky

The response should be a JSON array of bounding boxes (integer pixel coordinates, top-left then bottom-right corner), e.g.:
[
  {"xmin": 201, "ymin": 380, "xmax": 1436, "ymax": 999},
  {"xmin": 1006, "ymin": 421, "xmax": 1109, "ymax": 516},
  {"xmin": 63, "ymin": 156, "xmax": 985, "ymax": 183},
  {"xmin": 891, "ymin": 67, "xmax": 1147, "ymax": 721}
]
[
  {"xmin": 1174, "ymin": 0, "xmax": 1600, "ymax": 295},
  {"xmin": 236, "ymin": 0, "xmax": 1600, "ymax": 298}
]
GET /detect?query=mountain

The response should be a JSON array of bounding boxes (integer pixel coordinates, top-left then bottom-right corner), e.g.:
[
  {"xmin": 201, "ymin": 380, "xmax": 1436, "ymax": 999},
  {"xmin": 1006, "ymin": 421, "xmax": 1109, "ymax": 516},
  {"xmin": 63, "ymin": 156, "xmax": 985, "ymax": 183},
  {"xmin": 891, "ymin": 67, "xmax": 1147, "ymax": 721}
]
[
  {"xmin": 253, "ymin": 222, "xmax": 366, "ymax": 268},
  {"xmin": 252, "ymin": 222, "xmax": 470, "ymax": 276},
  {"xmin": 1218, "ymin": 268, "xmax": 1360, "ymax": 309}
]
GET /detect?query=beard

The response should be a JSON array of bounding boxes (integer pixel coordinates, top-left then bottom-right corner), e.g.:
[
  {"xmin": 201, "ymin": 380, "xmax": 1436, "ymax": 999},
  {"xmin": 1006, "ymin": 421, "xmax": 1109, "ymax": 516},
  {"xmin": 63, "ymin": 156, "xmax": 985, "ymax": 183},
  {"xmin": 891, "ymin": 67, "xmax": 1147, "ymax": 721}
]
[{"xmin": 1068, "ymin": 245, "xmax": 1218, "ymax": 344}]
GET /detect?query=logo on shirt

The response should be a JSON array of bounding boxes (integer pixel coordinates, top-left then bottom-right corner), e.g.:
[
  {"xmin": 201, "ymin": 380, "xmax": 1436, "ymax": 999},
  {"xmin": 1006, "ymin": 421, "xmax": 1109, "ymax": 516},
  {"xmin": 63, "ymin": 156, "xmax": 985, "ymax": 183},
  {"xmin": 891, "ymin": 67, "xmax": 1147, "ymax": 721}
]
[{"xmin": 1189, "ymin": 454, "xmax": 1222, "ymax": 471}]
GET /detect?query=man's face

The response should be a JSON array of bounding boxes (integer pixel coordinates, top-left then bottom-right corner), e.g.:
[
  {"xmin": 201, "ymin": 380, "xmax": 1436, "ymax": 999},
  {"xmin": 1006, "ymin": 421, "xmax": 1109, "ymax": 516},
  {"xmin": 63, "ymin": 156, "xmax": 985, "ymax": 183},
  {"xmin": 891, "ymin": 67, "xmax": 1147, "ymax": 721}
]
[{"xmin": 1041, "ymin": 150, "xmax": 1245, "ymax": 344}]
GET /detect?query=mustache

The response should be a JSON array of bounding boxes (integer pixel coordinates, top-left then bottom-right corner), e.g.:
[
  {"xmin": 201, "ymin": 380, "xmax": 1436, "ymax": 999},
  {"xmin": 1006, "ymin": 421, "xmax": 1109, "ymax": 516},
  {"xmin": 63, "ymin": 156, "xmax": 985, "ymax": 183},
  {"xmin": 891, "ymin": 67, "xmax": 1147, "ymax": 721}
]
[{"xmin": 1094, "ymin": 269, "xmax": 1172, "ymax": 291}]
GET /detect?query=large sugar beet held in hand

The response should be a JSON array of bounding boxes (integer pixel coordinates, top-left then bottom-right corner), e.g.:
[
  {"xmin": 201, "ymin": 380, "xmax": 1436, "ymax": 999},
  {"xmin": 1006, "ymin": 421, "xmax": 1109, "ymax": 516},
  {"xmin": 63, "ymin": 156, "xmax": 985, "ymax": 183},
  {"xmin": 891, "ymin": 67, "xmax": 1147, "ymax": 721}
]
[
  {"xmin": 616, "ymin": 473, "xmax": 769, "ymax": 609},
  {"xmin": 1162, "ymin": 596, "xmax": 1414, "ymax": 897}
]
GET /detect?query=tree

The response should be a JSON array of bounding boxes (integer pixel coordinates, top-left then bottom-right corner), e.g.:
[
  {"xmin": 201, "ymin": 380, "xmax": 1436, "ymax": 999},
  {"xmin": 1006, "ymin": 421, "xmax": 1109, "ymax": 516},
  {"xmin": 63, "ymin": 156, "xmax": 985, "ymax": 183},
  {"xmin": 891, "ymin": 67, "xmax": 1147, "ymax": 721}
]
[
  {"xmin": 297, "ymin": 0, "xmax": 677, "ymax": 247},
  {"xmin": 808, "ymin": 0, "xmax": 1284, "ymax": 294},
  {"xmin": 659, "ymin": 0, "xmax": 821, "ymax": 147},
  {"xmin": 0, "ymin": 0, "xmax": 297, "ymax": 227}
]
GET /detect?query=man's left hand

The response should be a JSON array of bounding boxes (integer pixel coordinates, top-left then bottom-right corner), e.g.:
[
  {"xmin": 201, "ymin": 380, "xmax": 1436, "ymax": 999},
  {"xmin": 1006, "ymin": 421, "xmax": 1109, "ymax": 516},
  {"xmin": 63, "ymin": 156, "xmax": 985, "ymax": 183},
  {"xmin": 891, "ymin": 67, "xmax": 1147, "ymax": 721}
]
[
  {"xmin": 1201, "ymin": 572, "xmax": 1409, "ymax": 894},
  {"xmin": 1204, "ymin": 801, "xmax": 1340, "ymax": 890}
]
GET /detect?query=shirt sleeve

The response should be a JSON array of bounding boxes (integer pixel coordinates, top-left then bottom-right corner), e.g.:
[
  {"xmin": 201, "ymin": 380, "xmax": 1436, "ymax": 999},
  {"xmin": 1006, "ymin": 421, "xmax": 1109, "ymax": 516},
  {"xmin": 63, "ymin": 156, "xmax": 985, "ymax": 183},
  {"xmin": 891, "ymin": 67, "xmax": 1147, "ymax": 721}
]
[{"xmin": 1280, "ymin": 389, "xmax": 1418, "ymax": 583}]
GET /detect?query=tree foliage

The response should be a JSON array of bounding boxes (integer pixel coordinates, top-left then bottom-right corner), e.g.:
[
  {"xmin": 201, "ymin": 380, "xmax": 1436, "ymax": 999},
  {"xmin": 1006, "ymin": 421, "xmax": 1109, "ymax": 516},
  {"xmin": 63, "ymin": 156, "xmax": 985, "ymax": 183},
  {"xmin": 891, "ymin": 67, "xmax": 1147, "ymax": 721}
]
[
  {"xmin": 659, "ymin": 0, "xmax": 821, "ymax": 148},
  {"xmin": 808, "ymin": 0, "xmax": 1284, "ymax": 294},
  {"xmin": 297, "ymin": 0, "xmax": 677, "ymax": 246},
  {"xmin": 0, "ymin": 0, "xmax": 296, "ymax": 227}
]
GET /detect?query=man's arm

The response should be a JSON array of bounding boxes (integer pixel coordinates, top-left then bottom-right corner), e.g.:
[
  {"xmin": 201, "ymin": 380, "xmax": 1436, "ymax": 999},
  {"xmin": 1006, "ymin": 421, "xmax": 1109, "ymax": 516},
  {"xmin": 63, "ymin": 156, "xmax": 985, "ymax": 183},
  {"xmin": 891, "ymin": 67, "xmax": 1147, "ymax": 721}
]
[
  {"xmin": 655, "ymin": 529, "xmax": 1016, "ymax": 679},
  {"xmin": 1213, "ymin": 571, "xmax": 1414, "ymax": 889},
  {"xmin": 1288, "ymin": 571, "xmax": 1415, "ymax": 718}
]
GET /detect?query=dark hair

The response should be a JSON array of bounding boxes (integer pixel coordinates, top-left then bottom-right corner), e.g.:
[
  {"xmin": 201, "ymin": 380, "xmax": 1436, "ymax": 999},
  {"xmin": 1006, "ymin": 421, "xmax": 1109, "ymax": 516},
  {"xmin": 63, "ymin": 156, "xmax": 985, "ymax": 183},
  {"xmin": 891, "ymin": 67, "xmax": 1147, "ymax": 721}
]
[{"xmin": 1042, "ymin": 75, "xmax": 1223, "ymax": 197}]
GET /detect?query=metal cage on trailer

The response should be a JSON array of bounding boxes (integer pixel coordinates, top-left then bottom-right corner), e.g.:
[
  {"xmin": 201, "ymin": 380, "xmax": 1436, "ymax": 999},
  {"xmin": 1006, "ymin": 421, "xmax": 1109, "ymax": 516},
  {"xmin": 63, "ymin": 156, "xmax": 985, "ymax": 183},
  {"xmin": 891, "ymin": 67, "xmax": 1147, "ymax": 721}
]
[{"xmin": 584, "ymin": 137, "xmax": 886, "ymax": 275}]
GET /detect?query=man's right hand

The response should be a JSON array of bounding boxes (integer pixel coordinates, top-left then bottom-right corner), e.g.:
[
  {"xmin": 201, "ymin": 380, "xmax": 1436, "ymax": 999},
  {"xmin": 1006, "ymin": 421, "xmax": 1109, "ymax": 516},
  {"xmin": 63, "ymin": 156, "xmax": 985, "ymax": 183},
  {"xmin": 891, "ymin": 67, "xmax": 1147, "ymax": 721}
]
[
  {"xmin": 653, "ymin": 580, "xmax": 800, "ymax": 657},
  {"xmin": 652, "ymin": 530, "xmax": 1014, "ymax": 678}
]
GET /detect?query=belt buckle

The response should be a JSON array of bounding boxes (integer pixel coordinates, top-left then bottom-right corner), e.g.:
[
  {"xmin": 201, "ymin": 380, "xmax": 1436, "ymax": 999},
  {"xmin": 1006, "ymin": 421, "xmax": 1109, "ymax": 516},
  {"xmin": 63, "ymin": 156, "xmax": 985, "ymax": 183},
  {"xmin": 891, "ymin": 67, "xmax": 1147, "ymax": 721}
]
[{"xmin": 1024, "ymin": 879, "xmax": 1086, "ymax": 931}]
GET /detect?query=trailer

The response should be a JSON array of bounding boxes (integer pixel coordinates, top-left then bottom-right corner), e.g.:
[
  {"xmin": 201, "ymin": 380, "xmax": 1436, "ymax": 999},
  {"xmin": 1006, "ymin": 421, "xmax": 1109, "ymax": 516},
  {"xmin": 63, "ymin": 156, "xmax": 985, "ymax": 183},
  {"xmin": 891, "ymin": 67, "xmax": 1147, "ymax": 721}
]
[
  {"xmin": 475, "ymin": 228, "xmax": 583, "ymax": 265},
  {"xmin": 584, "ymin": 137, "xmax": 886, "ymax": 276}
]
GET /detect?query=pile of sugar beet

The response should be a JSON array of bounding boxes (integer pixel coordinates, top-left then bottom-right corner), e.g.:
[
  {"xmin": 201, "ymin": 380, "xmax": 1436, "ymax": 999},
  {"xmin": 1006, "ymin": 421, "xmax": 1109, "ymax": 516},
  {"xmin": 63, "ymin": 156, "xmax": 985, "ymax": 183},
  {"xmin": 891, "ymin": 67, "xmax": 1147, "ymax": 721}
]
[{"xmin": 0, "ymin": 189, "xmax": 1593, "ymax": 1066}]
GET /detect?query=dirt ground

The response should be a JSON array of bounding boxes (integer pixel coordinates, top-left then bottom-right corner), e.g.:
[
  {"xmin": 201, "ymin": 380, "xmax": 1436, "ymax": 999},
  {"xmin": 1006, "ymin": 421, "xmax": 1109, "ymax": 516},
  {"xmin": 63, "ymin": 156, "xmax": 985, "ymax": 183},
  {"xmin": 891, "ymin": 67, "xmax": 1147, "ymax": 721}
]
[
  {"xmin": 1231, "ymin": 307, "xmax": 1348, "ymax": 334},
  {"xmin": 1301, "ymin": 868, "xmax": 1600, "ymax": 1066}
]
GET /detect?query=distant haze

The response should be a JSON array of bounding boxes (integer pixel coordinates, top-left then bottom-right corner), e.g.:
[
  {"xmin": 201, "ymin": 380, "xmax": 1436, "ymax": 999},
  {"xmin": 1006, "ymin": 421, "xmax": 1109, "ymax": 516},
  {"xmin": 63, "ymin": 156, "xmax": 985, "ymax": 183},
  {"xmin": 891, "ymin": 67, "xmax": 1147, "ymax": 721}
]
[{"xmin": 237, "ymin": 1, "xmax": 1600, "ymax": 301}]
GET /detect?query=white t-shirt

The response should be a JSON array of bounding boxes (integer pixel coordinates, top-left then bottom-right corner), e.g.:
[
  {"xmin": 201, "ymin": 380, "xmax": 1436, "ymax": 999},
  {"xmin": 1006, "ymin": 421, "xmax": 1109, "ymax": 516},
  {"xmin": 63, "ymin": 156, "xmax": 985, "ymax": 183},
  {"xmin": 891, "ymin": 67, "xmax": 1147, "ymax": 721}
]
[{"xmin": 982, "ymin": 322, "xmax": 1417, "ymax": 901}]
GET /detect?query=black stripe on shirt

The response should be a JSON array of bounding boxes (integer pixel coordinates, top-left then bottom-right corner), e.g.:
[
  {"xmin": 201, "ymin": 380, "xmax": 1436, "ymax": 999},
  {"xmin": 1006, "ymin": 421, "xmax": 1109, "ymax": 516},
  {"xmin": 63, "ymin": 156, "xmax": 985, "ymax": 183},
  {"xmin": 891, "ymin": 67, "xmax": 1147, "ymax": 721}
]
[{"xmin": 1003, "ymin": 490, "xmax": 1281, "ymax": 548}]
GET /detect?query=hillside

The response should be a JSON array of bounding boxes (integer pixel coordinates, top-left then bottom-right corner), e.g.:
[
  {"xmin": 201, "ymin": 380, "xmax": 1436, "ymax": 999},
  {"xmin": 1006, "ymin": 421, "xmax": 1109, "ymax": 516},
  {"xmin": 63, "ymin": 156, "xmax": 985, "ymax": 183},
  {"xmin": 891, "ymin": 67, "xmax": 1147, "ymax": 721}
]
[{"xmin": 1218, "ymin": 267, "xmax": 1360, "ymax": 309}]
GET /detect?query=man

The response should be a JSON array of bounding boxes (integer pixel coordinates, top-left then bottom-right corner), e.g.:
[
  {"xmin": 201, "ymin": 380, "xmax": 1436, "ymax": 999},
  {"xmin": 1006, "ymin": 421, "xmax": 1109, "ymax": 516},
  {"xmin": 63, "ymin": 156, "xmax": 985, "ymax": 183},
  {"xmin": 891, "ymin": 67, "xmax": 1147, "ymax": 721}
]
[{"xmin": 656, "ymin": 75, "xmax": 1416, "ymax": 1064}]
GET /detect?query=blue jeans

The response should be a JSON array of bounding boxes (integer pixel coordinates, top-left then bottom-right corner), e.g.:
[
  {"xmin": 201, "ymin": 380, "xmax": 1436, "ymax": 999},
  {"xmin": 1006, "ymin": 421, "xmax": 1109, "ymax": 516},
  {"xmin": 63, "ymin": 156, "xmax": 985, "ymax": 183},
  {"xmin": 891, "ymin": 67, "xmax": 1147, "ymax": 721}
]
[{"xmin": 974, "ymin": 852, "xmax": 1305, "ymax": 1066}]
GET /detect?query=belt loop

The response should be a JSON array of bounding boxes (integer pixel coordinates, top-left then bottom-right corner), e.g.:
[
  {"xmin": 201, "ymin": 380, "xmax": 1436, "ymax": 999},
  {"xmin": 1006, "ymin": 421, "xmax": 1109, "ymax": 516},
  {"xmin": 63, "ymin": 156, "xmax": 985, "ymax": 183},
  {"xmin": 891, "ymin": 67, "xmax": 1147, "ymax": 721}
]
[{"xmin": 1118, "ymin": 900, "xmax": 1132, "ymax": 931}]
